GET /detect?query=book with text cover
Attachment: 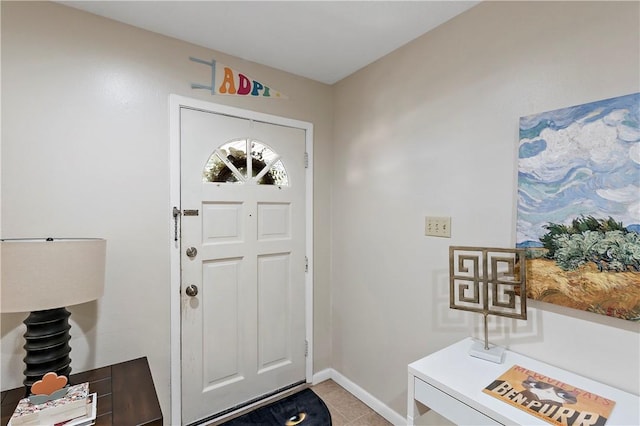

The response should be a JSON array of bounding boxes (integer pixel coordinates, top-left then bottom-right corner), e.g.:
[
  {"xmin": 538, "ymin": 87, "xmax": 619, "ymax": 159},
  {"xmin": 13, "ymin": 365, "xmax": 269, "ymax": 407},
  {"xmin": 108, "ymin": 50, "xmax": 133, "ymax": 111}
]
[{"xmin": 483, "ymin": 365, "xmax": 616, "ymax": 426}]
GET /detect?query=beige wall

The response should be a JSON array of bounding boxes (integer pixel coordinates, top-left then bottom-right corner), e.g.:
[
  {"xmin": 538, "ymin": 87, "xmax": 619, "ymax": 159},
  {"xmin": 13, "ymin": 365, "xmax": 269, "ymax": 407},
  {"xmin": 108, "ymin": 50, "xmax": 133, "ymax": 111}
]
[
  {"xmin": 332, "ymin": 0, "xmax": 640, "ymax": 419},
  {"xmin": 0, "ymin": 1, "xmax": 333, "ymax": 422}
]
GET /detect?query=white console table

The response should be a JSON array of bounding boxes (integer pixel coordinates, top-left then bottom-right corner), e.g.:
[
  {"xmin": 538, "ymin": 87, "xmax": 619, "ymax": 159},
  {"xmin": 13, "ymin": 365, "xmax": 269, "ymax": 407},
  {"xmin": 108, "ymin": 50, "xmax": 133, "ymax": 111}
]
[{"xmin": 407, "ymin": 338, "xmax": 639, "ymax": 425}]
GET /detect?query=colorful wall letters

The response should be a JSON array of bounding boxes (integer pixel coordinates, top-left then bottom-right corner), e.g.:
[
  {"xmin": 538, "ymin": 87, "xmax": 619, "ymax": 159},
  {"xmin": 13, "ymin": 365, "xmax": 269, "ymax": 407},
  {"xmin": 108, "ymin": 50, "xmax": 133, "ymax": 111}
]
[{"xmin": 190, "ymin": 57, "xmax": 287, "ymax": 99}]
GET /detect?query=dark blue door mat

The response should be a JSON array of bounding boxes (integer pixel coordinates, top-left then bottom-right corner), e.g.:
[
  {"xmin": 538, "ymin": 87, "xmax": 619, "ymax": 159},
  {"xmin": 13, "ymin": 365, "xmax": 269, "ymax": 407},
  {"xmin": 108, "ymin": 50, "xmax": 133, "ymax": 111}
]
[{"xmin": 220, "ymin": 388, "xmax": 332, "ymax": 425}]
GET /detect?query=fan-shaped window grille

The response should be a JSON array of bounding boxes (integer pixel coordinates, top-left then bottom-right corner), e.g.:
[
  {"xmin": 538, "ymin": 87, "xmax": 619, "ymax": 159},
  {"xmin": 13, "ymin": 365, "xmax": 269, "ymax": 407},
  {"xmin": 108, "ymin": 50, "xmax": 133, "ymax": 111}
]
[{"xmin": 203, "ymin": 139, "xmax": 289, "ymax": 186}]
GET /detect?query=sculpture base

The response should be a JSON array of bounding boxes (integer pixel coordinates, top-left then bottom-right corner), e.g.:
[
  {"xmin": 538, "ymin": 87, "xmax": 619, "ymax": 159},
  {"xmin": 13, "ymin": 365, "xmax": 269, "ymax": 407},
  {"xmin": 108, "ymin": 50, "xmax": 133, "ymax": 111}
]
[
  {"xmin": 23, "ymin": 308, "xmax": 72, "ymax": 394},
  {"xmin": 468, "ymin": 340, "xmax": 505, "ymax": 363}
]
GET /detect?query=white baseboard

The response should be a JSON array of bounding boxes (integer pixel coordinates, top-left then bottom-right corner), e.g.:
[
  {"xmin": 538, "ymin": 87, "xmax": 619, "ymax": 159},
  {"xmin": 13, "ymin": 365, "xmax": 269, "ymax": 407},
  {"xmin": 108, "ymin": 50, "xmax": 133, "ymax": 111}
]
[
  {"xmin": 312, "ymin": 368, "xmax": 333, "ymax": 384},
  {"xmin": 312, "ymin": 368, "xmax": 406, "ymax": 425}
]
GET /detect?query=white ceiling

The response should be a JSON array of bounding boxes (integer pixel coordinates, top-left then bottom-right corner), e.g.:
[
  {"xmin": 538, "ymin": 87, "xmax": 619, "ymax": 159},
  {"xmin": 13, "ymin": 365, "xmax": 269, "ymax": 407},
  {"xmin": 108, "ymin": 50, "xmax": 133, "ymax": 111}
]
[{"xmin": 59, "ymin": 1, "xmax": 480, "ymax": 84}]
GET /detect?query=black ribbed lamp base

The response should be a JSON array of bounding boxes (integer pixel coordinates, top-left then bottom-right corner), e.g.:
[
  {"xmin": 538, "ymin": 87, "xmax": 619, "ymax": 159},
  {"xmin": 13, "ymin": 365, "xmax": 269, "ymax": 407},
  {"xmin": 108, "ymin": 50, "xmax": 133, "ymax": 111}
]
[{"xmin": 23, "ymin": 308, "xmax": 72, "ymax": 394}]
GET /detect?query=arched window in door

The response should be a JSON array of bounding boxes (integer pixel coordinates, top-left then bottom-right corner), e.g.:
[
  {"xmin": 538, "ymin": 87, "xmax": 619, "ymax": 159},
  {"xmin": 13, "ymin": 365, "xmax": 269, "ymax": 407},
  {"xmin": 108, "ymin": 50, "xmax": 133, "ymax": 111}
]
[{"xmin": 203, "ymin": 139, "xmax": 289, "ymax": 186}]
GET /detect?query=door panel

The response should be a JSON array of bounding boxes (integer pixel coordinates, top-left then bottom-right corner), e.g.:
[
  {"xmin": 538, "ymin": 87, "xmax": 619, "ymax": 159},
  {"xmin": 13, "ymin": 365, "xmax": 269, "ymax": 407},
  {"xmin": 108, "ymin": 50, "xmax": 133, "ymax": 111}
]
[
  {"xmin": 180, "ymin": 107, "xmax": 306, "ymax": 424},
  {"xmin": 257, "ymin": 203, "xmax": 291, "ymax": 239},
  {"xmin": 202, "ymin": 203, "xmax": 244, "ymax": 242},
  {"xmin": 257, "ymin": 253, "xmax": 292, "ymax": 371},
  {"xmin": 202, "ymin": 258, "xmax": 242, "ymax": 388}
]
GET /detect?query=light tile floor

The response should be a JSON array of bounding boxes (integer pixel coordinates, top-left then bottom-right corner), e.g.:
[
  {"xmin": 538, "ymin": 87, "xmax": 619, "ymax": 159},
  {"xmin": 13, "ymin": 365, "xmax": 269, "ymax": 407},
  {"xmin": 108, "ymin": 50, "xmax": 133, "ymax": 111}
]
[{"xmin": 311, "ymin": 380, "xmax": 392, "ymax": 426}]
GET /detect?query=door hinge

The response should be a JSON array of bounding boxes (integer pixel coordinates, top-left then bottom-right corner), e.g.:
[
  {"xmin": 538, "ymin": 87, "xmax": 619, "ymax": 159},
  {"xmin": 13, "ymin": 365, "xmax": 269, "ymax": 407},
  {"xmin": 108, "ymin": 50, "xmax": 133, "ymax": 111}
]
[
  {"xmin": 305, "ymin": 340, "xmax": 309, "ymax": 357},
  {"xmin": 305, "ymin": 256, "xmax": 309, "ymax": 273},
  {"xmin": 304, "ymin": 152, "xmax": 309, "ymax": 169}
]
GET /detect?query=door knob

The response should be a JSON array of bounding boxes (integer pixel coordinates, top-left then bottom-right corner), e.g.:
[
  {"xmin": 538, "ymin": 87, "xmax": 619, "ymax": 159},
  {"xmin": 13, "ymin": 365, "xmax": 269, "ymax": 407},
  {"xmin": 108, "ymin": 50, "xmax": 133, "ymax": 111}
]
[
  {"xmin": 185, "ymin": 285, "xmax": 198, "ymax": 297},
  {"xmin": 186, "ymin": 247, "xmax": 198, "ymax": 258}
]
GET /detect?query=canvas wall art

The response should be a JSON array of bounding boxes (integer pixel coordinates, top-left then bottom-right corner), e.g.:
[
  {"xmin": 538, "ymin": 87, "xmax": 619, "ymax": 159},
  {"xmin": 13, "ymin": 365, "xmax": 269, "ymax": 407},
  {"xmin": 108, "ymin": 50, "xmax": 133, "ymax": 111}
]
[{"xmin": 517, "ymin": 93, "xmax": 640, "ymax": 321}]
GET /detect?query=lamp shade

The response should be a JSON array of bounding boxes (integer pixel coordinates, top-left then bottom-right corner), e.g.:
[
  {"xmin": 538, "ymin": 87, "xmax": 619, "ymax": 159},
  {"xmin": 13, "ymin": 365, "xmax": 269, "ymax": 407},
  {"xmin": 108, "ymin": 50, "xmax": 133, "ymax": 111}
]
[{"xmin": 1, "ymin": 238, "xmax": 106, "ymax": 313}]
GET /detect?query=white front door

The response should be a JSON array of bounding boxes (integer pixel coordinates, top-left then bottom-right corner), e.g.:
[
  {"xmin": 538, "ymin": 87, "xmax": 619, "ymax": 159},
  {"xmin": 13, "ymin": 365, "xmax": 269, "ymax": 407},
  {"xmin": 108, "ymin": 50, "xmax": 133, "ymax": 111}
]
[{"xmin": 179, "ymin": 107, "xmax": 307, "ymax": 425}]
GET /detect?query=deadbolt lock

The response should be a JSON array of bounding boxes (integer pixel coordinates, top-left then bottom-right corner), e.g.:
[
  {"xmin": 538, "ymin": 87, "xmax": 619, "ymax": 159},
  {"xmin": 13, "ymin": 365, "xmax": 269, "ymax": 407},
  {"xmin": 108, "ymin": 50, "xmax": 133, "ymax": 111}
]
[{"xmin": 185, "ymin": 285, "xmax": 198, "ymax": 297}]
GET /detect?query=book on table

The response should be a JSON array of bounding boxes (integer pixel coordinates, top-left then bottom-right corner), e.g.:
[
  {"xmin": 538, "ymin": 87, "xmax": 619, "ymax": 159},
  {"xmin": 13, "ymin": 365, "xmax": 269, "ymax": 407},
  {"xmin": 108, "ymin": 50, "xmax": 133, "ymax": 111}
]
[
  {"xmin": 483, "ymin": 365, "xmax": 616, "ymax": 426},
  {"xmin": 7, "ymin": 383, "xmax": 93, "ymax": 426},
  {"xmin": 53, "ymin": 394, "xmax": 97, "ymax": 426}
]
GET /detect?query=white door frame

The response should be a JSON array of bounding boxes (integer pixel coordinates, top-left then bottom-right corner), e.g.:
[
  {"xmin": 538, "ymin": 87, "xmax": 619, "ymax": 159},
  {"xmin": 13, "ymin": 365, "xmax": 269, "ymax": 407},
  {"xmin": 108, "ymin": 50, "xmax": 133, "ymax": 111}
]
[{"xmin": 169, "ymin": 94, "xmax": 314, "ymax": 425}]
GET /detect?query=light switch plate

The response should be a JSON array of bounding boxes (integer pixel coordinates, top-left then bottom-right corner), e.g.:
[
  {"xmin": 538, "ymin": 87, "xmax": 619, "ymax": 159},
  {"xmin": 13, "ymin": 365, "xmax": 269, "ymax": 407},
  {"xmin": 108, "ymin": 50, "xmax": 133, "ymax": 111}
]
[{"xmin": 425, "ymin": 216, "xmax": 451, "ymax": 238}]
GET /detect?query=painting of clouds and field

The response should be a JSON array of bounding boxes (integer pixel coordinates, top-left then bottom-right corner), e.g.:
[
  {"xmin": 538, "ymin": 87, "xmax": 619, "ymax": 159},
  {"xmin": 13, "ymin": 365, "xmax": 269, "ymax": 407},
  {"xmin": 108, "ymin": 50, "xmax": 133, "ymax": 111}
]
[{"xmin": 517, "ymin": 93, "xmax": 640, "ymax": 321}]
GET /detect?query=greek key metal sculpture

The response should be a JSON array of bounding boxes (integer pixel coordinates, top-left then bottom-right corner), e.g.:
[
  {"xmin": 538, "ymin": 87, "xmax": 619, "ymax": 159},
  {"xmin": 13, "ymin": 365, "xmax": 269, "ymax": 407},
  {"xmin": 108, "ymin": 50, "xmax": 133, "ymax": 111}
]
[{"xmin": 449, "ymin": 246, "xmax": 527, "ymax": 362}]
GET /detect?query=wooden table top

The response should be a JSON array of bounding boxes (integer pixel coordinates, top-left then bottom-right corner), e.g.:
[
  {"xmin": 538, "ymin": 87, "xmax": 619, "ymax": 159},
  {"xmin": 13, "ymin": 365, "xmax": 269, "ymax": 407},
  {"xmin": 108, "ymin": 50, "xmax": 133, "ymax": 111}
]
[{"xmin": 1, "ymin": 357, "xmax": 162, "ymax": 426}]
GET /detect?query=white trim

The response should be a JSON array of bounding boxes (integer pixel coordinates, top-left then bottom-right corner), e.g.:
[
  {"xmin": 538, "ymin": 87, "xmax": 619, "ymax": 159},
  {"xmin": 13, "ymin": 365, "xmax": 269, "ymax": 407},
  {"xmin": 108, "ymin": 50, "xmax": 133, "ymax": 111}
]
[
  {"xmin": 168, "ymin": 94, "xmax": 314, "ymax": 426},
  {"xmin": 312, "ymin": 368, "xmax": 406, "ymax": 426},
  {"xmin": 304, "ymin": 124, "xmax": 314, "ymax": 383},
  {"xmin": 169, "ymin": 96, "xmax": 182, "ymax": 426},
  {"xmin": 311, "ymin": 368, "xmax": 332, "ymax": 385}
]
